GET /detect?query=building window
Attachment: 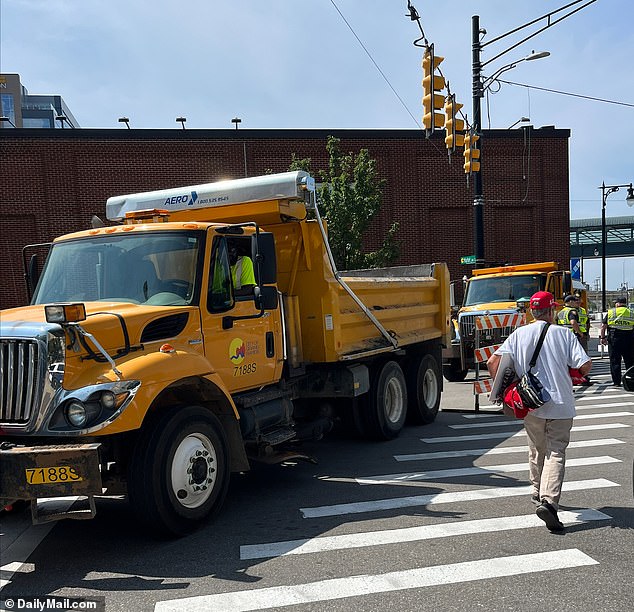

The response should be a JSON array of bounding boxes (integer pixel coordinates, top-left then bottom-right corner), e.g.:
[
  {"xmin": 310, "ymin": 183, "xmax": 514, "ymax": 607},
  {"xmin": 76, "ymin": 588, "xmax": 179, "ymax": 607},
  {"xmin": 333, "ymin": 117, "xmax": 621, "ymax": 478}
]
[
  {"xmin": 1, "ymin": 94, "xmax": 16, "ymax": 125},
  {"xmin": 23, "ymin": 117, "xmax": 53, "ymax": 128}
]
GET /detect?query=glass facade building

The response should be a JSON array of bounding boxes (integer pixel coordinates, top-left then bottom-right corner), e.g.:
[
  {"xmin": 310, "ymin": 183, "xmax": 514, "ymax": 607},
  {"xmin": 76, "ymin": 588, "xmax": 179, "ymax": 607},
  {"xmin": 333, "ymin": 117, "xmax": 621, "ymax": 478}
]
[{"xmin": 0, "ymin": 74, "xmax": 79, "ymax": 128}]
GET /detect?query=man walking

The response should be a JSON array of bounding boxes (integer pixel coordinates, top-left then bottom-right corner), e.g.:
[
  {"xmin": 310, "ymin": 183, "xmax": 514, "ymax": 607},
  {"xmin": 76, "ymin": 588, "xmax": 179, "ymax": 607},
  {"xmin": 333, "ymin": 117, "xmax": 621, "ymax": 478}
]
[
  {"xmin": 600, "ymin": 297, "xmax": 634, "ymax": 387},
  {"xmin": 487, "ymin": 291, "xmax": 591, "ymax": 531}
]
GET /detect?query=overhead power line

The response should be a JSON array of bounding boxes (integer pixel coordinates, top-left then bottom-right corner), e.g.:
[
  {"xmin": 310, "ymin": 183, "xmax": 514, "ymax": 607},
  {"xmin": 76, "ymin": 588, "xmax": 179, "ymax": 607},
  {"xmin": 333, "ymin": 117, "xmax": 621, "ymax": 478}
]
[
  {"xmin": 498, "ymin": 79, "xmax": 634, "ymax": 108},
  {"xmin": 328, "ymin": 0, "xmax": 421, "ymax": 129}
]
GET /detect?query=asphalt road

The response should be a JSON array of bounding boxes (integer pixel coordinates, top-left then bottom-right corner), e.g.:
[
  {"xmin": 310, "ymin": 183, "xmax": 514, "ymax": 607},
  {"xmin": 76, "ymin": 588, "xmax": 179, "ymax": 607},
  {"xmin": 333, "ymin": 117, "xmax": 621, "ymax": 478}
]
[{"xmin": 1, "ymin": 352, "xmax": 633, "ymax": 612}]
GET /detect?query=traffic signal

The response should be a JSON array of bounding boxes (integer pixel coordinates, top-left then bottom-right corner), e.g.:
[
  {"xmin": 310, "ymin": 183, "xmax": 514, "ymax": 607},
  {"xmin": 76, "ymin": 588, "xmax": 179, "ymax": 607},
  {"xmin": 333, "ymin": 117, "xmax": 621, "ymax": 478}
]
[
  {"xmin": 444, "ymin": 94, "xmax": 465, "ymax": 152},
  {"xmin": 463, "ymin": 132, "xmax": 481, "ymax": 173},
  {"xmin": 422, "ymin": 44, "xmax": 445, "ymax": 136}
]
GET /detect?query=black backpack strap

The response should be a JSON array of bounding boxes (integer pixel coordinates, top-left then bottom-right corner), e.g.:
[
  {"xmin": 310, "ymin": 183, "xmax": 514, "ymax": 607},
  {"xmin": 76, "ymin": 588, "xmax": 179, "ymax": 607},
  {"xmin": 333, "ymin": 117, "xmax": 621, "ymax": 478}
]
[{"xmin": 528, "ymin": 322, "xmax": 550, "ymax": 370}]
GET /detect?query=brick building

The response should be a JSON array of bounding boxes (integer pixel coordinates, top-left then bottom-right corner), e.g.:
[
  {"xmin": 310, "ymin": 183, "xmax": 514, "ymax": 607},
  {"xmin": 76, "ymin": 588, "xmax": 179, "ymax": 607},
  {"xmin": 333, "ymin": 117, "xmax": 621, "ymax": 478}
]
[{"xmin": 0, "ymin": 127, "xmax": 570, "ymax": 309}]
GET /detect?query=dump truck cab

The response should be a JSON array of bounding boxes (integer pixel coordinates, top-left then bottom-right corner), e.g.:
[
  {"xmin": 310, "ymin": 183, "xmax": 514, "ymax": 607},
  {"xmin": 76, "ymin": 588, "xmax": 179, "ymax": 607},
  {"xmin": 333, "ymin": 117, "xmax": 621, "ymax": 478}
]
[{"xmin": 443, "ymin": 262, "xmax": 578, "ymax": 381}]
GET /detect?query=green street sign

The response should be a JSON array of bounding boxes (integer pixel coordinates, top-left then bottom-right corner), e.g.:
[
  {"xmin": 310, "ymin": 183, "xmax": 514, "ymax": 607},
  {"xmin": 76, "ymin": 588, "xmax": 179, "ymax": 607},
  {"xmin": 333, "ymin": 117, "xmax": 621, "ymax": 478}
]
[{"xmin": 460, "ymin": 255, "xmax": 476, "ymax": 265}]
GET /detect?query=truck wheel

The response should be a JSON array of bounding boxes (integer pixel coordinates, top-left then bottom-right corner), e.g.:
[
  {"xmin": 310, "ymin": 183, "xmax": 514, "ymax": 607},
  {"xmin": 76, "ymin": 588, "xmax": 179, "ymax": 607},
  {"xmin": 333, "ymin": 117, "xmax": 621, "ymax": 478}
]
[
  {"xmin": 128, "ymin": 405, "xmax": 230, "ymax": 537},
  {"xmin": 443, "ymin": 359, "xmax": 468, "ymax": 382},
  {"xmin": 363, "ymin": 361, "xmax": 408, "ymax": 440},
  {"xmin": 407, "ymin": 354, "xmax": 441, "ymax": 424}
]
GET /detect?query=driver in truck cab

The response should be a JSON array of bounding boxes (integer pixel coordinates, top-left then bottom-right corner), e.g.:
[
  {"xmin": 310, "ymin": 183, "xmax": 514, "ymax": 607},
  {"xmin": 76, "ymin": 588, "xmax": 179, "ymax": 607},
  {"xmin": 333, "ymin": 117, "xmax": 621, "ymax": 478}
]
[{"xmin": 228, "ymin": 241, "xmax": 255, "ymax": 295}]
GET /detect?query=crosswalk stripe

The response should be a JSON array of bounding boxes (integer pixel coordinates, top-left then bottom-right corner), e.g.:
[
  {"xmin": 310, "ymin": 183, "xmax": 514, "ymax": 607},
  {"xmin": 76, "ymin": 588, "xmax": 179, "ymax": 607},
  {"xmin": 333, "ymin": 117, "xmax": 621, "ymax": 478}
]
[
  {"xmin": 239, "ymin": 509, "xmax": 610, "ymax": 560},
  {"xmin": 575, "ymin": 395, "xmax": 632, "ymax": 402},
  {"xmin": 394, "ymin": 438, "xmax": 625, "ymax": 462},
  {"xmin": 156, "ymin": 549, "xmax": 598, "ymax": 611},
  {"xmin": 422, "ymin": 423, "xmax": 630, "ymax": 443},
  {"xmin": 449, "ymin": 412, "xmax": 634, "ymax": 429},
  {"xmin": 300, "ymin": 478, "xmax": 618, "ymax": 519},
  {"xmin": 576, "ymin": 402, "xmax": 634, "ymax": 408},
  {"xmin": 355, "ymin": 456, "xmax": 620, "ymax": 486}
]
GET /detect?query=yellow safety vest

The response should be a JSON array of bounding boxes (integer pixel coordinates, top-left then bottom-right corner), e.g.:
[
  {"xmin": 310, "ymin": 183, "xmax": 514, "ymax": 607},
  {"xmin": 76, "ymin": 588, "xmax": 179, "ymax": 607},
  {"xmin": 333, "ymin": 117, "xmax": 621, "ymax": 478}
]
[
  {"xmin": 607, "ymin": 306, "xmax": 634, "ymax": 331},
  {"xmin": 557, "ymin": 306, "xmax": 588, "ymax": 333}
]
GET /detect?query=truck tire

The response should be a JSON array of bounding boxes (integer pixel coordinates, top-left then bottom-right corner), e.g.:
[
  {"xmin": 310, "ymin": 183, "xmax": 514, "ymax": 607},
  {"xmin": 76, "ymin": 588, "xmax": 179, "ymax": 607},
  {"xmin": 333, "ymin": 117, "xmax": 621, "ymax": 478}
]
[
  {"xmin": 443, "ymin": 359, "xmax": 468, "ymax": 382},
  {"xmin": 407, "ymin": 354, "xmax": 441, "ymax": 424},
  {"xmin": 363, "ymin": 360, "xmax": 408, "ymax": 440},
  {"xmin": 128, "ymin": 405, "xmax": 230, "ymax": 537}
]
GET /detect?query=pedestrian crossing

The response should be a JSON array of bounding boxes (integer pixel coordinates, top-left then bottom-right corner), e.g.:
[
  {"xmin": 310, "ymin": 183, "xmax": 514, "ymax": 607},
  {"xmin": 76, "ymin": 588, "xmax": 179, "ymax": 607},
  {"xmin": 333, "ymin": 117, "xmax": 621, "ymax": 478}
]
[{"xmin": 155, "ymin": 379, "xmax": 632, "ymax": 611}]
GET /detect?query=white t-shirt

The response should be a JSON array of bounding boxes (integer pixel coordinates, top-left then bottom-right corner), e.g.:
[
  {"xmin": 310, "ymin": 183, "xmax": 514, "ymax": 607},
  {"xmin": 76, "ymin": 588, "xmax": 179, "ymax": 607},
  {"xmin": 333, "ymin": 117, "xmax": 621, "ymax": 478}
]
[{"xmin": 494, "ymin": 321, "xmax": 590, "ymax": 419}]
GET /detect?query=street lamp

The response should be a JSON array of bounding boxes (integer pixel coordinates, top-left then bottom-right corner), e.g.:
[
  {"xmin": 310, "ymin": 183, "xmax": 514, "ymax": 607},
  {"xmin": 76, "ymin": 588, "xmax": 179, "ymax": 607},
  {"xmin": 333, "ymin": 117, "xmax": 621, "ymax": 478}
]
[
  {"xmin": 0, "ymin": 116, "xmax": 17, "ymax": 128},
  {"xmin": 472, "ymin": 16, "xmax": 550, "ymax": 268},
  {"xmin": 600, "ymin": 182, "xmax": 634, "ymax": 312},
  {"xmin": 55, "ymin": 114, "xmax": 69, "ymax": 129},
  {"xmin": 231, "ymin": 117, "xmax": 242, "ymax": 130},
  {"xmin": 118, "ymin": 117, "xmax": 131, "ymax": 129},
  {"xmin": 176, "ymin": 116, "xmax": 187, "ymax": 129},
  {"xmin": 507, "ymin": 116, "xmax": 530, "ymax": 129}
]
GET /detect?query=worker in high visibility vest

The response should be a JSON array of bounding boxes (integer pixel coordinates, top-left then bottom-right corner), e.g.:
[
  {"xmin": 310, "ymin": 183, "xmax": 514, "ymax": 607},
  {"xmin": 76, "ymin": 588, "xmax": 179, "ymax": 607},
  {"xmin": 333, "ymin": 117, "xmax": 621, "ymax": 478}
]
[
  {"xmin": 600, "ymin": 296, "xmax": 634, "ymax": 386},
  {"xmin": 557, "ymin": 294, "xmax": 592, "ymax": 386},
  {"xmin": 229, "ymin": 243, "xmax": 256, "ymax": 295},
  {"xmin": 557, "ymin": 294, "xmax": 590, "ymax": 351}
]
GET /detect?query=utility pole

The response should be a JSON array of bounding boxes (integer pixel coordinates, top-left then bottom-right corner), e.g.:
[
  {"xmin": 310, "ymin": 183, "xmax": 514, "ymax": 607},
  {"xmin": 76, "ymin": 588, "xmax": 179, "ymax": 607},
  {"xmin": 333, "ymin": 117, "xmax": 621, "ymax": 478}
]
[{"xmin": 471, "ymin": 16, "xmax": 484, "ymax": 268}]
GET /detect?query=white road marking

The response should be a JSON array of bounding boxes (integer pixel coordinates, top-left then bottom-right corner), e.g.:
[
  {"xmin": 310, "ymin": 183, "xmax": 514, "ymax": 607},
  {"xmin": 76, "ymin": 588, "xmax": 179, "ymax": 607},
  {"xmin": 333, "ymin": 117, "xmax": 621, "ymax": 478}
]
[
  {"xmin": 575, "ymin": 395, "xmax": 632, "ymax": 402},
  {"xmin": 355, "ymin": 456, "xmax": 620, "ymax": 486},
  {"xmin": 155, "ymin": 549, "xmax": 598, "ymax": 611},
  {"xmin": 240, "ymin": 508, "xmax": 610, "ymax": 560},
  {"xmin": 421, "ymin": 423, "xmax": 630, "ymax": 444},
  {"xmin": 394, "ymin": 438, "xmax": 625, "ymax": 462},
  {"xmin": 576, "ymin": 402, "xmax": 634, "ymax": 408},
  {"xmin": 449, "ymin": 412, "xmax": 634, "ymax": 430},
  {"xmin": 300, "ymin": 478, "xmax": 618, "ymax": 519},
  {"xmin": 0, "ymin": 498, "xmax": 76, "ymax": 591}
]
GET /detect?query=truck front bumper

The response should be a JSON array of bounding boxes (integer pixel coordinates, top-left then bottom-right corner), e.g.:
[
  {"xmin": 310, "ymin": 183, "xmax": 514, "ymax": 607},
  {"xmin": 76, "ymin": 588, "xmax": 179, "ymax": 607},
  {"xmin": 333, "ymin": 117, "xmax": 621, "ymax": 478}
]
[{"xmin": 0, "ymin": 442, "xmax": 102, "ymax": 503}]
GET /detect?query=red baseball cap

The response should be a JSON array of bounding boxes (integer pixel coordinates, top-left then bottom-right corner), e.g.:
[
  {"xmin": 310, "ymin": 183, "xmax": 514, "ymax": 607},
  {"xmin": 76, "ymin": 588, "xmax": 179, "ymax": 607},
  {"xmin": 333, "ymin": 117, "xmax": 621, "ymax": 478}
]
[{"xmin": 530, "ymin": 291, "xmax": 559, "ymax": 310}]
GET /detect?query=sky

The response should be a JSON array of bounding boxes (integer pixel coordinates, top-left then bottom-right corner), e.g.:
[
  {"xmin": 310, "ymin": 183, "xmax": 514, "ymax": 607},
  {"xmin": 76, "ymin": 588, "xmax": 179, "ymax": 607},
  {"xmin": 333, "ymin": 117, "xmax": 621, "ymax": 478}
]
[{"xmin": 2, "ymin": 0, "xmax": 633, "ymax": 291}]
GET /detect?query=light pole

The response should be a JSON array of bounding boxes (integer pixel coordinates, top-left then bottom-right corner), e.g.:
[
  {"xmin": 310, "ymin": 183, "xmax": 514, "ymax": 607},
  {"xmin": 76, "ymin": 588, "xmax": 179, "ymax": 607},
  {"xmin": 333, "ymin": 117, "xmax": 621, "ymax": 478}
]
[
  {"xmin": 176, "ymin": 116, "xmax": 186, "ymax": 129},
  {"xmin": 600, "ymin": 182, "xmax": 634, "ymax": 312},
  {"xmin": 468, "ymin": 1, "xmax": 598, "ymax": 268},
  {"xmin": 471, "ymin": 15, "xmax": 549, "ymax": 267},
  {"xmin": 118, "ymin": 117, "xmax": 131, "ymax": 129}
]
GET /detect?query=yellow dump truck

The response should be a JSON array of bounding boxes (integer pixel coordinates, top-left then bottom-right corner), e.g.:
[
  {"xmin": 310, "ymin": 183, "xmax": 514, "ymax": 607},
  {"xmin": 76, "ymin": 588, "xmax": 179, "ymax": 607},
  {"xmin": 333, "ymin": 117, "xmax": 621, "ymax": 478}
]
[
  {"xmin": 442, "ymin": 261, "xmax": 583, "ymax": 381},
  {"xmin": 0, "ymin": 171, "xmax": 450, "ymax": 535}
]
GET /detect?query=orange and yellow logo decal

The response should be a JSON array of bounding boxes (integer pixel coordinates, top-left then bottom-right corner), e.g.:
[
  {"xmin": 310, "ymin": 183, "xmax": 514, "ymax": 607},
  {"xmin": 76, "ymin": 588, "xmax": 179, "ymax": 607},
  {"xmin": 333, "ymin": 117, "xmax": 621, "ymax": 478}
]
[{"xmin": 229, "ymin": 338, "xmax": 246, "ymax": 365}]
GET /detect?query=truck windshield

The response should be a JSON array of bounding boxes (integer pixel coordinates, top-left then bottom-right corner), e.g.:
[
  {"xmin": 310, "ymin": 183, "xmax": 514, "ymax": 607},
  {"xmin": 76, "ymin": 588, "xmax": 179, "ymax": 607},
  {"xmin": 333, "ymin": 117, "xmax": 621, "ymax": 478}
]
[
  {"xmin": 463, "ymin": 274, "xmax": 545, "ymax": 306},
  {"xmin": 33, "ymin": 231, "xmax": 204, "ymax": 306}
]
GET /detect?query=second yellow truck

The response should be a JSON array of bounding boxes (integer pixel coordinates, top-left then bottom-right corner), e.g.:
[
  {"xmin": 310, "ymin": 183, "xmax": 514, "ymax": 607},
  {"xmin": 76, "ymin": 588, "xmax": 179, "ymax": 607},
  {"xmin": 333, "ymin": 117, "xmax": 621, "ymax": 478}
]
[{"xmin": 0, "ymin": 171, "xmax": 450, "ymax": 536}]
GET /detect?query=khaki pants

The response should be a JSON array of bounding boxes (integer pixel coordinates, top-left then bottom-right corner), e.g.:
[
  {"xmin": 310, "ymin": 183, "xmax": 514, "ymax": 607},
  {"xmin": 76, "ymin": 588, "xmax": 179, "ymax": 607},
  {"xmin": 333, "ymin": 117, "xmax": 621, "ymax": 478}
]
[{"xmin": 524, "ymin": 413, "xmax": 573, "ymax": 509}]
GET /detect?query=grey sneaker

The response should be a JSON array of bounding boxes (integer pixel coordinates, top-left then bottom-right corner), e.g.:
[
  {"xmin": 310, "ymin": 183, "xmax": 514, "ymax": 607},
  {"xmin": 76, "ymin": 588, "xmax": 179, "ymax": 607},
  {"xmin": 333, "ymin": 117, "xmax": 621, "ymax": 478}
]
[
  {"xmin": 531, "ymin": 494, "xmax": 541, "ymax": 506},
  {"xmin": 536, "ymin": 501, "xmax": 564, "ymax": 531}
]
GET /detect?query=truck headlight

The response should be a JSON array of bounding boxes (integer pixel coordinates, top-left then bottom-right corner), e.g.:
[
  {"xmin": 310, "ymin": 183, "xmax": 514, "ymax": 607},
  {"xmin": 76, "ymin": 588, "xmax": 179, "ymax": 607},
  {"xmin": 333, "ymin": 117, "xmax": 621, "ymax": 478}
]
[
  {"xmin": 66, "ymin": 401, "xmax": 88, "ymax": 427},
  {"xmin": 100, "ymin": 391, "xmax": 116, "ymax": 410}
]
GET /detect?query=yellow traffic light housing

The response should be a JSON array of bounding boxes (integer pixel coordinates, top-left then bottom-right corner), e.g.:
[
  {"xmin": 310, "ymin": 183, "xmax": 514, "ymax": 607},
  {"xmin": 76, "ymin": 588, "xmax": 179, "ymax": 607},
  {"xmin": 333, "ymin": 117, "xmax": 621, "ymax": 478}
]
[
  {"xmin": 422, "ymin": 44, "xmax": 445, "ymax": 136},
  {"xmin": 463, "ymin": 133, "xmax": 481, "ymax": 173},
  {"xmin": 444, "ymin": 94, "xmax": 465, "ymax": 152}
]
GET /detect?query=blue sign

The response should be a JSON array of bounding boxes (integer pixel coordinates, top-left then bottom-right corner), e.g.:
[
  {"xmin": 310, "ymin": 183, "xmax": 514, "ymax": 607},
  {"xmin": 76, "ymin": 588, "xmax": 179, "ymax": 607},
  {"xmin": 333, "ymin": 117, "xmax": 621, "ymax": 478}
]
[{"xmin": 570, "ymin": 257, "xmax": 581, "ymax": 280}]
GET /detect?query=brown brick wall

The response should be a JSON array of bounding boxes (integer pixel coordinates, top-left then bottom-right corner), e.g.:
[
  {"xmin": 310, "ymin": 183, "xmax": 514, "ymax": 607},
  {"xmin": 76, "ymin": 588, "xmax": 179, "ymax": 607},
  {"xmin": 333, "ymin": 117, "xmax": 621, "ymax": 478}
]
[{"xmin": 0, "ymin": 128, "xmax": 570, "ymax": 309}]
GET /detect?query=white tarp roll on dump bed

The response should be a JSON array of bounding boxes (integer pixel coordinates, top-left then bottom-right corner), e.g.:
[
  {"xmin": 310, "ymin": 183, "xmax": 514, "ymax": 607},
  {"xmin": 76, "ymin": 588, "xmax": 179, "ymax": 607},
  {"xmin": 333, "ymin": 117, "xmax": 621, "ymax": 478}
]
[{"xmin": 105, "ymin": 171, "xmax": 315, "ymax": 221}]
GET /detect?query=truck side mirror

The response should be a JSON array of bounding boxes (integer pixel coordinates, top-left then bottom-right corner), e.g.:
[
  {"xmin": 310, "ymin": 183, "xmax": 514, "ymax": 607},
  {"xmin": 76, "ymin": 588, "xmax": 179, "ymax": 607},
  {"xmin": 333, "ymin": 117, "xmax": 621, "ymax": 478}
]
[
  {"xmin": 251, "ymin": 232, "xmax": 277, "ymax": 285},
  {"xmin": 254, "ymin": 285, "xmax": 278, "ymax": 311}
]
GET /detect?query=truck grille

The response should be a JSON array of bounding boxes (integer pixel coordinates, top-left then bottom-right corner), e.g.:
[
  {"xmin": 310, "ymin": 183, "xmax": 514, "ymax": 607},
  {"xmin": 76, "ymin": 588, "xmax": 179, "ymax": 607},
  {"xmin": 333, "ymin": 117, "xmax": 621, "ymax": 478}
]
[{"xmin": 0, "ymin": 339, "xmax": 42, "ymax": 424}]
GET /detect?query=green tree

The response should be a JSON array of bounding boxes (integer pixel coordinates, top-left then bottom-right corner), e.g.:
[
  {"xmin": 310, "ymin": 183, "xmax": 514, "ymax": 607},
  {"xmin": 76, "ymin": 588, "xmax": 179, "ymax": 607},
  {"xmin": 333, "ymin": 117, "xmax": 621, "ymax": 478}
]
[{"xmin": 290, "ymin": 136, "xmax": 399, "ymax": 271}]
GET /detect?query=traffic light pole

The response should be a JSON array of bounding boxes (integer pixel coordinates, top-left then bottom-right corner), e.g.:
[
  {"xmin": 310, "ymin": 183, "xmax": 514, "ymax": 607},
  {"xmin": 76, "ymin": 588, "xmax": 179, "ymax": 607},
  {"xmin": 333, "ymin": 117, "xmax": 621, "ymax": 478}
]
[{"xmin": 471, "ymin": 16, "xmax": 485, "ymax": 269}]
